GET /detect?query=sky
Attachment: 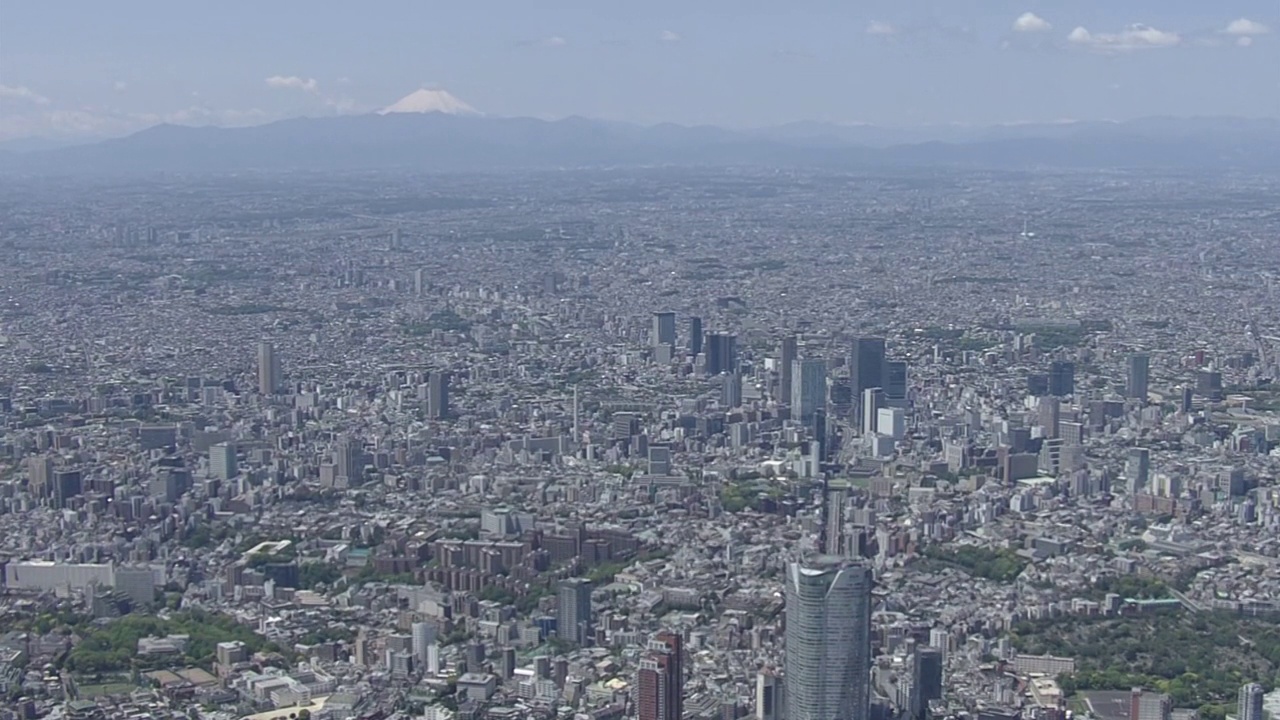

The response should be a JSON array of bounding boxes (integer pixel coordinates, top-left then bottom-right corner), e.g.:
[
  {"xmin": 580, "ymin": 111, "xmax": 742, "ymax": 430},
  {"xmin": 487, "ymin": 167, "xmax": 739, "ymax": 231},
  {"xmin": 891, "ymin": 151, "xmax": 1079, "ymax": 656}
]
[{"xmin": 0, "ymin": 0, "xmax": 1277, "ymax": 141}]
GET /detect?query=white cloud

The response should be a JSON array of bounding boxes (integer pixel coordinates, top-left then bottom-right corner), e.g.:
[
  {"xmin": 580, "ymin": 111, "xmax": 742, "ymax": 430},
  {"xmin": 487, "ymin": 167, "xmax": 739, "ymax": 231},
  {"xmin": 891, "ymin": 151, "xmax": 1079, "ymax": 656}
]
[
  {"xmin": 1012, "ymin": 13, "xmax": 1052, "ymax": 33},
  {"xmin": 0, "ymin": 84, "xmax": 51, "ymax": 105},
  {"xmin": 1067, "ymin": 24, "xmax": 1181, "ymax": 51},
  {"xmin": 264, "ymin": 75, "xmax": 320, "ymax": 93},
  {"xmin": 660, "ymin": 29, "xmax": 681, "ymax": 43},
  {"xmin": 1224, "ymin": 18, "xmax": 1269, "ymax": 36},
  {"xmin": 113, "ymin": 80, "xmax": 128, "ymax": 92},
  {"xmin": 866, "ymin": 21, "xmax": 896, "ymax": 36},
  {"xmin": 543, "ymin": 35, "xmax": 567, "ymax": 47},
  {"xmin": 1238, "ymin": 36, "xmax": 1255, "ymax": 47}
]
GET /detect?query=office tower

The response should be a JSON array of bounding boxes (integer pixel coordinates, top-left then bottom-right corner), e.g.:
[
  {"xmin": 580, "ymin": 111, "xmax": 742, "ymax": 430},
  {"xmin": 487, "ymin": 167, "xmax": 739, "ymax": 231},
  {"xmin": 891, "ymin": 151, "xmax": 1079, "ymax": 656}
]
[
  {"xmin": 1048, "ymin": 360, "xmax": 1075, "ymax": 396},
  {"xmin": 824, "ymin": 486, "xmax": 847, "ymax": 555},
  {"xmin": 1026, "ymin": 373, "xmax": 1050, "ymax": 396},
  {"xmin": 1197, "ymin": 370, "xmax": 1224, "ymax": 400},
  {"xmin": 877, "ymin": 407, "xmax": 906, "ymax": 440},
  {"xmin": 850, "ymin": 337, "xmax": 886, "ymax": 399},
  {"xmin": 428, "ymin": 371, "xmax": 450, "ymax": 419},
  {"xmin": 1039, "ymin": 397, "xmax": 1061, "ymax": 438},
  {"xmin": 785, "ymin": 559, "xmax": 874, "ymax": 720},
  {"xmin": 257, "ymin": 341, "xmax": 282, "ymax": 395},
  {"xmin": 637, "ymin": 631, "xmax": 683, "ymax": 720},
  {"xmin": 779, "ymin": 335, "xmax": 798, "ymax": 405},
  {"xmin": 557, "ymin": 578, "xmax": 593, "ymax": 646},
  {"xmin": 688, "ymin": 317, "xmax": 703, "ymax": 356},
  {"xmin": 1126, "ymin": 447, "xmax": 1151, "ymax": 493},
  {"xmin": 791, "ymin": 359, "xmax": 827, "ymax": 425},
  {"xmin": 1126, "ymin": 353, "xmax": 1150, "ymax": 400},
  {"xmin": 414, "ymin": 268, "xmax": 427, "ymax": 296},
  {"xmin": 53, "ymin": 469, "xmax": 82, "ymax": 509},
  {"xmin": 648, "ymin": 446, "xmax": 672, "ymax": 476},
  {"xmin": 1239, "ymin": 683, "xmax": 1265, "ymax": 720},
  {"xmin": 721, "ymin": 372, "xmax": 743, "ymax": 408},
  {"xmin": 1061, "ymin": 421, "xmax": 1084, "ymax": 447},
  {"xmin": 1180, "ymin": 385, "xmax": 1194, "ymax": 413},
  {"xmin": 27, "ymin": 455, "xmax": 53, "ymax": 499},
  {"xmin": 884, "ymin": 360, "xmax": 908, "ymax": 407},
  {"xmin": 652, "ymin": 312, "xmax": 677, "ymax": 347},
  {"xmin": 210, "ymin": 442, "xmax": 237, "ymax": 480},
  {"xmin": 335, "ymin": 436, "xmax": 363, "ymax": 484},
  {"xmin": 915, "ymin": 648, "xmax": 944, "ymax": 707},
  {"xmin": 706, "ymin": 333, "xmax": 738, "ymax": 375},
  {"xmin": 861, "ymin": 388, "xmax": 884, "ymax": 436},
  {"xmin": 757, "ymin": 671, "xmax": 785, "ymax": 720}
]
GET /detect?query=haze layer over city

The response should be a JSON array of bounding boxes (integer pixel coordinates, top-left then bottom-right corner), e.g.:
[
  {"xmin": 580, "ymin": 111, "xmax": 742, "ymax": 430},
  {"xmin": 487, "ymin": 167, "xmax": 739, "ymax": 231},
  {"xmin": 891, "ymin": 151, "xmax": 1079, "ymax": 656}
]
[{"xmin": 1, "ymin": 3, "xmax": 1279, "ymax": 720}]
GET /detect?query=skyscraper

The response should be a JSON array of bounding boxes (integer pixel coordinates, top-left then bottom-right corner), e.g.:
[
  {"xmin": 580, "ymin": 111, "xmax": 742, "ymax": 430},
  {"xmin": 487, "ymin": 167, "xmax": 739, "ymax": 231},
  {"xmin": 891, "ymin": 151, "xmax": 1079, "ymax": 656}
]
[
  {"xmin": 1238, "ymin": 683, "xmax": 1264, "ymax": 720},
  {"xmin": 257, "ymin": 341, "xmax": 281, "ymax": 395},
  {"xmin": 1126, "ymin": 447, "xmax": 1151, "ymax": 493},
  {"xmin": 429, "ymin": 371, "xmax": 450, "ymax": 419},
  {"xmin": 557, "ymin": 578, "xmax": 593, "ymax": 646},
  {"xmin": 1048, "ymin": 360, "xmax": 1075, "ymax": 397},
  {"xmin": 785, "ymin": 559, "xmax": 874, "ymax": 720},
  {"xmin": 687, "ymin": 317, "xmax": 703, "ymax": 356},
  {"xmin": 637, "ymin": 631, "xmax": 683, "ymax": 720},
  {"xmin": 884, "ymin": 360, "xmax": 908, "ymax": 407},
  {"xmin": 414, "ymin": 268, "xmax": 427, "ymax": 296},
  {"xmin": 757, "ymin": 671, "xmax": 785, "ymax": 720},
  {"xmin": 779, "ymin": 335, "xmax": 798, "ymax": 406},
  {"xmin": 706, "ymin": 333, "xmax": 738, "ymax": 375},
  {"xmin": 791, "ymin": 359, "xmax": 827, "ymax": 425},
  {"xmin": 1127, "ymin": 353, "xmax": 1150, "ymax": 400},
  {"xmin": 412, "ymin": 622, "xmax": 440, "ymax": 674},
  {"xmin": 652, "ymin": 311, "xmax": 677, "ymax": 347},
  {"xmin": 861, "ymin": 388, "xmax": 884, "ymax": 436},
  {"xmin": 210, "ymin": 442, "xmax": 237, "ymax": 480},
  {"xmin": 851, "ymin": 337, "xmax": 885, "ymax": 417},
  {"xmin": 335, "ymin": 436, "xmax": 363, "ymax": 484}
]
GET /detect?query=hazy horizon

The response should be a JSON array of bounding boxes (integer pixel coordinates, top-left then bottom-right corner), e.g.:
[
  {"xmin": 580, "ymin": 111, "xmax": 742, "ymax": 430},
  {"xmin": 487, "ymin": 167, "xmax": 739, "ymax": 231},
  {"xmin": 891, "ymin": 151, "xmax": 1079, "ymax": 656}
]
[{"xmin": 1, "ymin": 0, "xmax": 1278, "ymax": 143}]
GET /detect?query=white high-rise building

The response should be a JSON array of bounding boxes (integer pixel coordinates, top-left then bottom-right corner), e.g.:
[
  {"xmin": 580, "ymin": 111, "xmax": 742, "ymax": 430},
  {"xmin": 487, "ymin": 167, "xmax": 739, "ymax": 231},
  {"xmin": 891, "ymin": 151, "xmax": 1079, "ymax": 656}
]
[
  {"xmin": 785, "ymin": 559, "xmax": 874, "ymax": 720},
  {"xmin": 1239, "ymin": 683, "xmax": 1264, "ymax": 720},
  {"xmin": 877, "ymin": 407, "xmax": 906, "ymax": 440},
  {"xmin": 210, "ymin": 442, "xmax": 237, "ymax": 480}
]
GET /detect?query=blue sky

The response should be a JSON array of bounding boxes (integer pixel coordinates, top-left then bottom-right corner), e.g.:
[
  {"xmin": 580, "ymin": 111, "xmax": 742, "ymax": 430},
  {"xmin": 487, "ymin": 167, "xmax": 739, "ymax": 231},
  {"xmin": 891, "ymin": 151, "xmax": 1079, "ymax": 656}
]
[{"xmin": 0, "ymin": 0, "xmax": 1276, "ymax": 140}]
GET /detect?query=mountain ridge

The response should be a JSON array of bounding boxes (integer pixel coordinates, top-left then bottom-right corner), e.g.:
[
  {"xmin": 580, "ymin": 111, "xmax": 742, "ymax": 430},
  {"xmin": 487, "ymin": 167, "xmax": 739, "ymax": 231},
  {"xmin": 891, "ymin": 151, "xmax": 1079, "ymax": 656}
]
[{"xmin": 3, "ymin": 113, "xmax": 1279, "ymax": 174}]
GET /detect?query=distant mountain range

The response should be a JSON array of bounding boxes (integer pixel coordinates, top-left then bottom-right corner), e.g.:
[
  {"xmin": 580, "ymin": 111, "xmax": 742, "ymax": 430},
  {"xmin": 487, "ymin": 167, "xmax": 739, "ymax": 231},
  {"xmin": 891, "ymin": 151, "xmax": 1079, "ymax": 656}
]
[{"xmin": 3, "ymin": 113, "xmax": 1279, "ymax": 174}]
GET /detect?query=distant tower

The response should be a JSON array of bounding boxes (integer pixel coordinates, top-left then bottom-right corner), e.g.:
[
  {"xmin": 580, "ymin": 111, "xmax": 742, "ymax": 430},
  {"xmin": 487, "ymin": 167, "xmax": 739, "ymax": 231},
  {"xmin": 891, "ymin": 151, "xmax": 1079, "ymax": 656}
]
[
  {"xmin": 414, "ymin": 268, "xmax": 427, "ymax": 296},
  {"xmin": 652, "ymin": 311, "xmax": 677, "ymax": 347},
  {"xmin": 572, "ymin": 385, "xmax": 580, "ymax": 439},
  {"xmin": 1126, "ymin": 447, "xmax": 1151, "ymax": 493},
  {"xmin": 687, "ymin": 316, "xmax": 703, "ymax": 356},
  {"xmin": 257, "ymin": 341, "xmax": 281, "ymax": 395},
  {"xmin": 791, "ymin": 359, "xmax": 827, "ymax": 424},
  {"xmin": 861, "ymin": 388, "xmax": 884, "ymax": 436},
  {"xmin": 428, "ymin": 371, "xmax": 450, "ymax": 419},
  {"xmin": 637, "ymin": 631, "xmax": 683, "ymax": 720},
  {"xmin": 785, "ymin": 559, "xmax": 874, "ymax": 720},
  {"xmin": 1239, "ymin": 683, "xmax": 1264, "ymax": 720},
  {"xmin": 1048, "ymin": 360, "xmax": 1075, "ymax": 397},
  {"xmin": 779, "ymin": 335, "xmax": 798, "ymax": 406},
  {"xmin": 851, "ymin": 338, "xmax": 886, "ymax": 418},
  {"xmin": 1126, "ymin": 353, "xmax": 1150, "ymax": 400},
  {"xmin": 335, "ymin": 436, "xmax": 363, "ymax": 484},
  {"xmin": 210, "ymin": 442, "xmax": 237, "ymax": 480},
  {"xmin": 757, "ymin": 671, "xmax": 785, "ymax": 720},
  {"xmin": 706, "ymin": 333, "xmax": 738, "ymax": 375},
  {"xmin": 721, "ymin": 372, "xmax": 743, "ymax": 409},
  {"xmin": 556, "ymin": 578, "xmax": 593, "ymax": 646}
]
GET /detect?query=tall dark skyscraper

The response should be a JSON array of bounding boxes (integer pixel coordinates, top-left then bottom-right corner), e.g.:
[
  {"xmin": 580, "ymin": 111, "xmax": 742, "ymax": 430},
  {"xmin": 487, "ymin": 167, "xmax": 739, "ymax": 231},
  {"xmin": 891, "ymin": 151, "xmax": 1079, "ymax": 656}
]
[
  {"xmin": 779, "ymin": 335, "xmax": 798, "ymax": 405},
  {"xmin": 1048, "ymin": 360, "xmax": 1075, "ymax": 397},
  {"xmin": 705, "ymin": 333, "xmax": 737, "ymax": 375},
  {"xmin": 637, "ymin": 631, "xmax": 683, "ymax": 720},
  {"xmin": 1126, "ymin": 353, "xmax": 1150, "ymax": 400},
  {"xmin": 556, "ymin": 578, "xmax": 593, "ymax": 646},
  {"xmin": 652, "ymin": 311, "xmax": 677, "ymax": 347},
  {"xmin": 687, "ymin": 316, "xmax": 703, "ymax": 356},
  {"xmin": 428, "ymin": 371, "xmax": 450, "ymax": 419},
  {"xmin": 884, "ymin": 360, "xmax": 908, "ymax": 406},
  {"xmin": 850, "ymin": 337, "xmax": 885, "ymax": 416}
]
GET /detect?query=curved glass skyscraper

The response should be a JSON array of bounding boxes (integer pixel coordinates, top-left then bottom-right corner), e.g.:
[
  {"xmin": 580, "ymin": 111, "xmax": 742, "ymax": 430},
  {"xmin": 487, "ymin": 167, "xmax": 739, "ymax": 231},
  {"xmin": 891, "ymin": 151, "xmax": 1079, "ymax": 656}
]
[{"xmin": 785, "ymin": 559, "xmax": 874, "ymax": 720}]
